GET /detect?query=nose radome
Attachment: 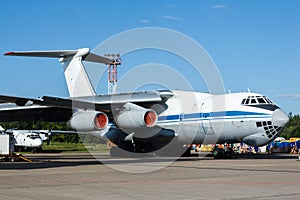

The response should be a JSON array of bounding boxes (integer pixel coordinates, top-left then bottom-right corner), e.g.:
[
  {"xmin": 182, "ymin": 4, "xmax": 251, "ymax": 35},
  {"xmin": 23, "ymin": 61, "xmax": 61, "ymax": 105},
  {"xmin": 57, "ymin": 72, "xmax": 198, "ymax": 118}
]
[
  {"xmin": 272, "ymin": 109, "xmax": 289, "ymax": 127},
  {"xmin": 35, "ymin": 139, "xmax": 43, "ymax": 147}
]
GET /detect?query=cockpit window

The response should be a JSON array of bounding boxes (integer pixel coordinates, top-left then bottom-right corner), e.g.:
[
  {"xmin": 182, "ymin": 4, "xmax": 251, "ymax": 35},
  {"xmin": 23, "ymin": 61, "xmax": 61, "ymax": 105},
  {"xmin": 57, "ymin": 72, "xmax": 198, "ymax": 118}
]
[
  {"xmin": 245, "ymin": 98, "xmax": 250, "ymax": 104},
  {"xmin": 251, "ymin": 99, "xmax": 257, "ymax": 104},
  {"xmin": 242, "ymin": 96, "xmax": 273, "ymax": 105},
  {"xmin": 27, "ymin": 134, "xmax": 41, "ymax": 139},
  {"xmin": 265, "ymin": 97, "xmax": 273, "ymax": 104},
  {"xmin": 257, "ymin": 98, "xmax": 266, "ymax": 104}
]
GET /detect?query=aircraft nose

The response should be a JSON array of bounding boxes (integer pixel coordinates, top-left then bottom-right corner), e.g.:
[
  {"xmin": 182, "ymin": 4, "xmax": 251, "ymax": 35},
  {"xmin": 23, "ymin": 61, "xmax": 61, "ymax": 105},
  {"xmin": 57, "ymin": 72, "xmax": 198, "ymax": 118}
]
[
  {"xmin": 272, "ymin": 108, "xmax": 289, "ymax": 127},
  {"xmin": 34, "ymin": 139, "xmax": 43, "ymax": 147}
]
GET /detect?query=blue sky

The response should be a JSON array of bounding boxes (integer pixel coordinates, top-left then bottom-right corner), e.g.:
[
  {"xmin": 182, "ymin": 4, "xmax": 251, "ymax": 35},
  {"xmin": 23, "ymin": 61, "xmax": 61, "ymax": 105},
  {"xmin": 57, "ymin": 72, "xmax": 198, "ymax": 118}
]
[{"xmin": 0, "ymin": 0, "xmax": 299, "ymax": 114}]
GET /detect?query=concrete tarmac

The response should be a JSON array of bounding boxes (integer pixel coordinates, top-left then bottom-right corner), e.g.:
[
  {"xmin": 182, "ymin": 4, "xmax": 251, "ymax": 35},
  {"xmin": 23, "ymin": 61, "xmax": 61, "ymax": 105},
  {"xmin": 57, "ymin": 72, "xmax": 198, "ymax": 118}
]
[{"xmin": 0, "ymin": 152, "xmax": 299, "ymax": 200}]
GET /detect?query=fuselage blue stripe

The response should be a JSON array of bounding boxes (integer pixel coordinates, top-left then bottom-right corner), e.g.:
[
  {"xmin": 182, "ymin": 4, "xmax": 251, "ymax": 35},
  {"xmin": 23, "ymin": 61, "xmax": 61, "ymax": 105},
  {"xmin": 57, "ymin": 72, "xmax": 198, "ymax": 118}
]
[{"xmin": 158, "ymin": 111, "xmax": 270, "ymax": 122}]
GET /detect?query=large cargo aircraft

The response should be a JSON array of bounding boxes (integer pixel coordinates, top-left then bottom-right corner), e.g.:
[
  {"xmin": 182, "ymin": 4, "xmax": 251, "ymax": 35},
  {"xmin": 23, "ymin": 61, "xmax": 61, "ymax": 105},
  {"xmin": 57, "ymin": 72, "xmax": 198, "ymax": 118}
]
[{"xmin": 0, "ymin": 48, "xmax": 289, "ymax": 158}]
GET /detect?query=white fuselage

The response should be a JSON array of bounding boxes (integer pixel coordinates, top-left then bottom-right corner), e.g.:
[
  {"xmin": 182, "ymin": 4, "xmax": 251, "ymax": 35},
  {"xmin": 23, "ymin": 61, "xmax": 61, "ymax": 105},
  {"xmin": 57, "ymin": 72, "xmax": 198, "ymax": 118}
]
[
  {"xmin": 12, "ymin": 130, "xmax": 43, "ymax": 148},
  {"xmin": 144, "ymin": 90, "xmax": 287, "ymax": 146}
]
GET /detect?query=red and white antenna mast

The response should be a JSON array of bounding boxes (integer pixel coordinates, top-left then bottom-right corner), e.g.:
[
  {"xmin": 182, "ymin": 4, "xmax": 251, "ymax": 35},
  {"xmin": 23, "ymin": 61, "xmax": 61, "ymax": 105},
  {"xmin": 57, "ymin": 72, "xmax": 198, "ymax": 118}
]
[{"xmin": 105, "ymin": 54, "xmax": 121, "ymax": 94}]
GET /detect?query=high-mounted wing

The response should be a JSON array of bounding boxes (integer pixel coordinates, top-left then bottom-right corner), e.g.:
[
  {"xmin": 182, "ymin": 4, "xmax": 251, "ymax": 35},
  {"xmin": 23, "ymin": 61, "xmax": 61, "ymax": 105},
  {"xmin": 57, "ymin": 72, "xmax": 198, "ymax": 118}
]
[
  {"xmin": 0, "ymin": 104, "xmax": 72, "ymax": 122},
  {"xmin": 0, "ymin": 90, "xmax": 173, "ymax": 122},
  {"xmin": 0, "ymin": 95, "xmax": 73, "ymax": 122}
]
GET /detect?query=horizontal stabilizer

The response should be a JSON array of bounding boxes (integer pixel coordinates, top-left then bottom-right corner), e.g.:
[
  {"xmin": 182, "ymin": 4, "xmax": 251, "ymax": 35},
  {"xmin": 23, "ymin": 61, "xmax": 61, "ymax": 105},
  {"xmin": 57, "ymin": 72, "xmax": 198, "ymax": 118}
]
[
  {"xmin": 4, "ymin": 47, "xmax": 115, "ymax": 97},
  {"xmin": 4, "ymin": 48, "xmax": 113, "ymax": 64},
  {"xmin": 4, "ymin": 50, "xmax": 78, "ymax": 58},
  {"xmin": 83, "ymin": 52, "xmax": 112, "ymax": 65}
]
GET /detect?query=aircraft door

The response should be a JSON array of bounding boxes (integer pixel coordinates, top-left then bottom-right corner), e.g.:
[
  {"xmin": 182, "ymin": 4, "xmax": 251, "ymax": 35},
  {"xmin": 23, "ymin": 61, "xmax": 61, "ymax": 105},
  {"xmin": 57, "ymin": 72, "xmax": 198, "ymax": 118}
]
[{"xmin": 201, "ymin": 102, "xmax": 215, "ymax": 135}]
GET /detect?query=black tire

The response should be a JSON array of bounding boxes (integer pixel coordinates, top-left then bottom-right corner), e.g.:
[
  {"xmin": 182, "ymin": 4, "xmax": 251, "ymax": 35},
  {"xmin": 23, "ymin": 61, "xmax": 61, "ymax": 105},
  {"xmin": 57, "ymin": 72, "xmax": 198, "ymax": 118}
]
[
  {"xmin": 213, "ymin": 148, "xmax": 221, "ymax": 159},
  {"xmin": 225, "ymin": 149, "xmax": 233, "ymax": 159},
  {"xmin": 213, "ymin": 148, "xmax": 227, "ymax": 159},
  {"xmin": 220, "ymin": 148, "xmax": 226, "ymax": 159}
]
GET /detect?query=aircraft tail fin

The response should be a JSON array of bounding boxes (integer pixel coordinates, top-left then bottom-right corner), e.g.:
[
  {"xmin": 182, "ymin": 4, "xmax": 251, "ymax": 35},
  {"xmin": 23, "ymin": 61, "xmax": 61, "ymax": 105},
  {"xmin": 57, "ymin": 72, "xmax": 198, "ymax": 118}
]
[{"xmin": 5, "ymin": 48, "xmax": 112, "ymax": 97}]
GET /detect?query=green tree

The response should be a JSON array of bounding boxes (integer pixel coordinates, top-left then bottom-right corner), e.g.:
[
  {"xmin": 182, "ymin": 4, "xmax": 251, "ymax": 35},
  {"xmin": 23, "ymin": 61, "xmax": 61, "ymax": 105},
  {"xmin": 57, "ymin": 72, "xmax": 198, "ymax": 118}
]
[{"xmin": 281, "ymin": 113, "xmax": 300, "ymax": 139}]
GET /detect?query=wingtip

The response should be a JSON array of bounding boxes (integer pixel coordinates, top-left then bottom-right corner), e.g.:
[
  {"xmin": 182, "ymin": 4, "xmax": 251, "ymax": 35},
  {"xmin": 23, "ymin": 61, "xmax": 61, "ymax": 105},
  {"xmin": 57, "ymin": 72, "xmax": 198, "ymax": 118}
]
[{"xmin": 4, "ymin": 52, "xmax": 14, "ymax": 56}]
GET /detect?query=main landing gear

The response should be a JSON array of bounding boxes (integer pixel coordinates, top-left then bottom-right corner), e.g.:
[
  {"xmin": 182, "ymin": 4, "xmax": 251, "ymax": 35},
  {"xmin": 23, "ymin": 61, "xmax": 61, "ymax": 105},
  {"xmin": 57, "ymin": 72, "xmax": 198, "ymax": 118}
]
[{"xmin": 212, "ymin": 146, "xmax": 234, "ymax": 159}]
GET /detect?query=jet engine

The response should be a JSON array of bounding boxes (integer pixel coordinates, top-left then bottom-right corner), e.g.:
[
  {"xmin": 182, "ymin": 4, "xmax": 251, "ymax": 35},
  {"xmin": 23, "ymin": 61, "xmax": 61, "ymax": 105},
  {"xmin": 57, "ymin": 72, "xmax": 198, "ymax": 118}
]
[
  {"xmin": 68, "ymin": 111, "xmax": 108, "ymax": 132},
  {"xmin": 115, "ymin": 103, "xmax": 157, "ymax": 128}
]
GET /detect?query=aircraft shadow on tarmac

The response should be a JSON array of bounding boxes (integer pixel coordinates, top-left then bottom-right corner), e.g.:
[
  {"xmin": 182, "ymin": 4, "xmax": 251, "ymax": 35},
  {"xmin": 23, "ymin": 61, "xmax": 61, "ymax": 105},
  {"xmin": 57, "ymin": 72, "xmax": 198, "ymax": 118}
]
[
  {"xmin": 0, "ymin": 156, "xmax": 202, "ymax": 170},
  {"xmin": 0, "ymin": 153, "xmax": 298, "ymax": 170}
]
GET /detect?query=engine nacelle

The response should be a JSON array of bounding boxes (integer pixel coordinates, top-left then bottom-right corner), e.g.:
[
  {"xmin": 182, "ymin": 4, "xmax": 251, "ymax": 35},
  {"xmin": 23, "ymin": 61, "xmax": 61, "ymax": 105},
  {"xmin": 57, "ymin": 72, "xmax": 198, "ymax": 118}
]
[
  {"xmin": 115, "ymin": 109, "xmax": 157, "ymax": 128},
  {"xmin": 68, "ymin": 111, "xmax": 108, "ymax": 132}
]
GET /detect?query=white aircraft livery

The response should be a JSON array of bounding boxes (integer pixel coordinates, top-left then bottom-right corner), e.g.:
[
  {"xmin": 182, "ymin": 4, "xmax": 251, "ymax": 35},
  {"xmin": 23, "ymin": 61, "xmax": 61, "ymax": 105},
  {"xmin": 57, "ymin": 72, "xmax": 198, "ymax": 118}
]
[
  {"xmin": 0, "ymin": 126, "xmax": 43, "ymax": 150},
  {"xmin": 0, "ymin": 48, "xmax": 289, "ymax": 158}
]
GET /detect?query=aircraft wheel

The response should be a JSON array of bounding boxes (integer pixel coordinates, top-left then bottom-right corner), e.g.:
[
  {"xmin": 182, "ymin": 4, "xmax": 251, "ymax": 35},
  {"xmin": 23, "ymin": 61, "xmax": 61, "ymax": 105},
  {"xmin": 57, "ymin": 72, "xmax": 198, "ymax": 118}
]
[
  {"xmin": 225, "ymin": 149, "xmax": 234, "ymax": 159},
  {"xmin": 213, "ymin": 148, "xmax": 221, "ymax": 159},
  {"xmin": 213, "ymin": 148, "xmax": 226, "ymax": 159}
]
